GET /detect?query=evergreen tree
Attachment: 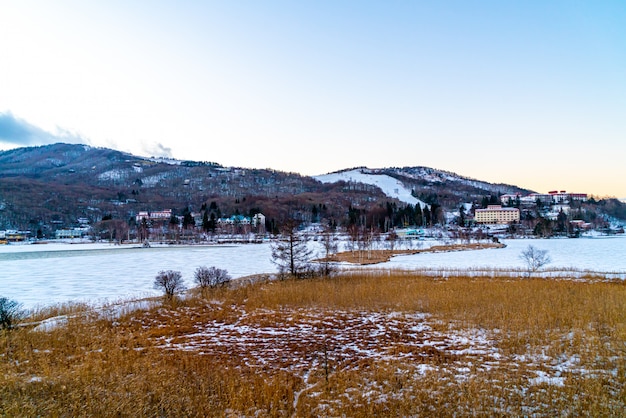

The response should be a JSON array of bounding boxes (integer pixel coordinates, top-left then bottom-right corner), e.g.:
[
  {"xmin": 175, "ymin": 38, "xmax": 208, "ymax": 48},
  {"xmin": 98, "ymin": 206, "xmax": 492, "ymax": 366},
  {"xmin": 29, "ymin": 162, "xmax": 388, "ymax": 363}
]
[
  {"xmin": 406, "ymin": 204, "xmax": 416, "ymax": 226},
  {"xmin": 202, "ymin": 211, "xmax": 210, "ymax": 232},
  {"xmin": 415, "ymin": 204, "xmax": 423, "ymax": 227},
  {"xmin": 386, "ymin": 202, "xmax": 394, "ymax": 220},
  {"xmin": 181, "ymin": 207, "xmax": 194, "ymax": 230},
  {"xmin": 423, "ymin": 206, "xmax": 432, "ymax": 226},
  {"xmin": 555, "ymin": 210, "xmax": 568, "ymax": 234},
  {"xmin": 430, "ymin": 203, "xmax": 442, "ymax": 225},
  {"xmin": 209, "ymin": 213, "xmax": 217, "ymax": 232},
  {"xmin": 311, "ymin": 204, "xmax": 319, "ymax": 223},
  {"xmin": 459, "ymin": 205, "xmax": 466, "ymax": 226},
  {"xmin": 348, "ymin": 205, "xmax": 360, "ymax": 226},
  {"xmin": 533, "ymin": 218, "xmax": 553, "ymax": 237}
]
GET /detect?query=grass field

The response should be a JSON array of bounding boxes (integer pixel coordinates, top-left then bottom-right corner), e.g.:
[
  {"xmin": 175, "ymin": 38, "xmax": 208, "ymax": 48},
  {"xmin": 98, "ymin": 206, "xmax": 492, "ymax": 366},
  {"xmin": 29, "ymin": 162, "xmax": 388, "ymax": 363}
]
[
  {"xmin": 2, "ymin": 271, "xmax": 625, "ymax": 416},
  {"xmin": 324, "ymin": 242, "xmax": 506, "ymax": 265}
]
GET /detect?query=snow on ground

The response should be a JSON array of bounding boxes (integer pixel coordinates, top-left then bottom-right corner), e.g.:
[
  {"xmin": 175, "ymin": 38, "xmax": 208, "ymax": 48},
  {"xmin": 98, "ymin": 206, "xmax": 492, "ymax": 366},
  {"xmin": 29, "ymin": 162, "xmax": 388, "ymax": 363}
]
[
  {"xmin": 150, "ymin": 307, "xmax": 503, "ymax": 400},
  {"xmin": 140, "ymin": 173, "xmax": 170, "ymax": 187},
  {"xmin": 141, "ymin": 302, "xmax": 618, "ymax": 414},
  {"xmin": 2, "ymin": 235, "xmax": 625, "ymax": 309},
  {"xmin": 97, "ymin": 169, "xmax": 129, "ymax": 181},
  {"xmin": 147, "ymin": 157, "xmax": 182, "ymax": 165},
  {"xmin": 314, "ymin": 169, "xmax": 427, "ymax": 207}
]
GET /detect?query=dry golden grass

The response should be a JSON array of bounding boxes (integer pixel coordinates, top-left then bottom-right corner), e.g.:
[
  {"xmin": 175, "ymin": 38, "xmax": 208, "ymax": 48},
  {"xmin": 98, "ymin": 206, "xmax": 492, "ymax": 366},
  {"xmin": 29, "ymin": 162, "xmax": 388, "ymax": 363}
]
[
  {"xmin": 327, "ymin": 242, "xmax": 505, "ymax": 264},
  {"xmin": 1, "ymin": 271, "xmax": 625, "ymax": 416}
]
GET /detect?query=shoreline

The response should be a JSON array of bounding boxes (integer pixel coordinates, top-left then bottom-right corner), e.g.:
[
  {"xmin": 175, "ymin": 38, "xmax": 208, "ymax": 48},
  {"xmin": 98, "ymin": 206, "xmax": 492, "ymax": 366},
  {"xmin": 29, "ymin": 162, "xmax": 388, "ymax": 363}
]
[{"xmin": 323, "ymin": 242, "xmax": 506, "ymax": 265}]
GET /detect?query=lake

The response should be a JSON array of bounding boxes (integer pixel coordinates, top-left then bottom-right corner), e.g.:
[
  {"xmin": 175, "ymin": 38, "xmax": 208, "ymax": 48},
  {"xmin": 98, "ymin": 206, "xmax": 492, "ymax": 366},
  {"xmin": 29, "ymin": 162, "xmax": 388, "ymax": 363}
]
[
  {"xmin": 1, "ymin": 235, "xmax": 625, "ymax": 309},
  {"xmin": 1, "ymin": 243, "xmax": 274, "ymax": 309}
]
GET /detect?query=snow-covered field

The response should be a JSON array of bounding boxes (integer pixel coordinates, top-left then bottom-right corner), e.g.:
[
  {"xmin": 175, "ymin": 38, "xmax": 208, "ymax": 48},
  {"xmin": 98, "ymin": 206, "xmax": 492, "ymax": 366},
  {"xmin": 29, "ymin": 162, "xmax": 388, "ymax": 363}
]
[{"xmin": 1, "ymin": 235, "xmax": 625, "ymax": 309}]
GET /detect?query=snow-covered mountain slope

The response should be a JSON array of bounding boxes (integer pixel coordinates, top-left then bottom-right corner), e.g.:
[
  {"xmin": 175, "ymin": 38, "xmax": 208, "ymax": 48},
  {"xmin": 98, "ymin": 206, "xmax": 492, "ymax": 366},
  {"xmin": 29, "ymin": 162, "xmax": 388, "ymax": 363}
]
[
  {"xmin": 314, "ymin": 169, "xmax": 428, "ymax": 208},
  {"xmin": 386, "ymin": 166, "xmax": 524, "ymax": 195}
]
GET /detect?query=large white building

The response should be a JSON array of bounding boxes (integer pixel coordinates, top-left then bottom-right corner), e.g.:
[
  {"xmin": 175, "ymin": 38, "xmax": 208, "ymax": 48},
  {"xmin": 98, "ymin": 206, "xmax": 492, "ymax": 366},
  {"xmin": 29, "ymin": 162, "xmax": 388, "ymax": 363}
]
[
  {"xmin": 501, "ymin": 191, "xmax": 587, "ymax": 206},
  {"xmin": 474, "ymin": 205, "xmax": 520, "ymax": 224},
  {"xmin": 135, "ymin": 209, "xmax": 172, "ymax": 223},
  {"xmin": 55, "ymin": 227, "xmax": 90, "ymax": 239},
  {"xmin": 548, "ymin": 191, "xmax": 587, "ymax": 203}
]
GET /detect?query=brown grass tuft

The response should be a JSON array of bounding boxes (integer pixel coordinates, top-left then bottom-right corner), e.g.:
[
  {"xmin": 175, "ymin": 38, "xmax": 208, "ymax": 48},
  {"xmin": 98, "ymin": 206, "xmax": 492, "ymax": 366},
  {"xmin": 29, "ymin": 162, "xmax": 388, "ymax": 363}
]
[
  {"xmin": 1, "ymin": 271, "xmax": 624, "ymax": 416},
  {"xmin": 326, "ymin": 242, "xmax": 505, "ymax": 264}
]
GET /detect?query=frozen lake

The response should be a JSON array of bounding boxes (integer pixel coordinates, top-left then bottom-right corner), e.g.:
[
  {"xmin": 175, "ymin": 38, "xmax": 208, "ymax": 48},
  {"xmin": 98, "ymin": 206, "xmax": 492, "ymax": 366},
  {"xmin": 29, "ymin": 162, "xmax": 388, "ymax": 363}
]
[
  {"xmin": 382, "ymin": 236, "xmax": 626, "ymax": 273},
  {"xmin": 0, "ymin": 243, "xmax": 275, "ymax": 309},
  {"xmin": 1, "ymin": 235, "xmax": 625, "ymax": 309}
]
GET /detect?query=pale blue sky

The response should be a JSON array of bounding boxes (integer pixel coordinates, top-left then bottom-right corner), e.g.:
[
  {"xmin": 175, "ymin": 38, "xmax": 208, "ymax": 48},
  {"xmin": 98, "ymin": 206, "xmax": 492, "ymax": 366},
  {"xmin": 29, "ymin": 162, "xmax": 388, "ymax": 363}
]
[{"xmin": 1, "ymin": 1, "xmax": 625, "ymax": 196}]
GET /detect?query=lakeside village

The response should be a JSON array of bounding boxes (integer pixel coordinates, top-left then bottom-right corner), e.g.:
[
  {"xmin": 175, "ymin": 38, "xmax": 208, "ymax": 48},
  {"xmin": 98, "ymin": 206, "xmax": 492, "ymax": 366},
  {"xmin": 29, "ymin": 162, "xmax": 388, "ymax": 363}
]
[{"xmin": 1, "ymin": 190, "xmax": 623, "ymax": 245}]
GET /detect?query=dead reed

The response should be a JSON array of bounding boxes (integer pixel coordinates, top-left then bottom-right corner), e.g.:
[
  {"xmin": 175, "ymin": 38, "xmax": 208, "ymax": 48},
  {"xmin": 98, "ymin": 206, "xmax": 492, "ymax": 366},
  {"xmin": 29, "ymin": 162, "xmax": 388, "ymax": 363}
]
[
  {"xmin": 326, "ymin": 242, "xmax": 505, "ymax": 265},
  {"xmin": 1, "ymin": 271, "xmax": 624, "ymax": 416}
]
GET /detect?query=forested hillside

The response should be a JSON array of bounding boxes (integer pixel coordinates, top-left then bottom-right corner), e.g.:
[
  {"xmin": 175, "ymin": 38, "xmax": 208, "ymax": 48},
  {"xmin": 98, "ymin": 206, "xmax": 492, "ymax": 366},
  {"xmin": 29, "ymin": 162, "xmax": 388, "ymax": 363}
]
[{"xmin": 1, "ymin": 143, "xmax": 622, "ymax": 237}]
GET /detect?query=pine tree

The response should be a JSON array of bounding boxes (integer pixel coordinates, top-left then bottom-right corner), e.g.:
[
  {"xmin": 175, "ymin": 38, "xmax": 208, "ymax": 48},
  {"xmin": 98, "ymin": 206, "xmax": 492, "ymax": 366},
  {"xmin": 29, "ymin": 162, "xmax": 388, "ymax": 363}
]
[
  {"xmin": 202, "ymin": 211, "xmax": 210, "ymax": 232},
  {"xmin": 415, "ymin": 204, "xmax": 424, "ymax": 227},
  {"xmin": 423, "ymin": 206, "xmax": 432, "ymax": 226}
]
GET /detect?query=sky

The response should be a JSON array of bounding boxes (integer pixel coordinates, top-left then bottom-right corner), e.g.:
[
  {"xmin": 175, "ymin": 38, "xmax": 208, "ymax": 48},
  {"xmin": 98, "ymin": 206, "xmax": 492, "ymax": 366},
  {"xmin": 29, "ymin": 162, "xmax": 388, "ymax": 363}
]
[{"xmin": 1, "ymin": 1, "xmax": 625, "ymax": 197}]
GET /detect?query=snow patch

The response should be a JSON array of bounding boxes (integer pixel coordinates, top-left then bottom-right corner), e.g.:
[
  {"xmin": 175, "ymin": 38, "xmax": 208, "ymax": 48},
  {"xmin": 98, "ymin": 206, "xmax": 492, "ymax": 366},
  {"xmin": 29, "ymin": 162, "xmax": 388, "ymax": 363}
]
[
  {"xmin": 98, "ymin": 169, "xmax": 129, "ymax": 181},
  {"xmin": 529, "ymin": 371, "xmax": 565, "ymax": 387},
  {"xmin": 148, "ymin": 157, "xmax": 182, "ymax": 165},
  {"xmin": 389, "ymin": 167, "xmax": 521, "ymax": 194},
  {"xmin": 315, "ymin": 169, "xmax": 427, "ymax": 207},
  {"xmin": 141, "ymin": 173, "xmax": 169, "ymax": 187}
]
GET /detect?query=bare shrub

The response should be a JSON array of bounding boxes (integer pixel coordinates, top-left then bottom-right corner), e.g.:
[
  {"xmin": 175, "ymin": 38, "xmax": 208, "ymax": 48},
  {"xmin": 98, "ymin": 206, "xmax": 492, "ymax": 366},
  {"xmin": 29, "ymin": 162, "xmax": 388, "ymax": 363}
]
[
  {"xmin": 0, "ymin": 297, "xmax": 24, "ymax": 330},
  {"xmin": 194, "ymin": 266, "xmax": 231, "ymax": 289},
  {"xmin": 153, "ymin": 270, "xmax": 186, "ymax": 298},
  {"xmin": 520, "ymin": 245, "xmax": 551, "ymax": 274}
]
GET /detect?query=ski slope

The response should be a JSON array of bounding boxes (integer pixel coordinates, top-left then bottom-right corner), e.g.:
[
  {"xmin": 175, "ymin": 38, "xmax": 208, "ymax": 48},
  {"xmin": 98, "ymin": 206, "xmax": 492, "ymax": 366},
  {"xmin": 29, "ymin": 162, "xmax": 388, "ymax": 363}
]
[{"xmin": 314, "ymin": 169, "xmax": 427, "ymax": 208}]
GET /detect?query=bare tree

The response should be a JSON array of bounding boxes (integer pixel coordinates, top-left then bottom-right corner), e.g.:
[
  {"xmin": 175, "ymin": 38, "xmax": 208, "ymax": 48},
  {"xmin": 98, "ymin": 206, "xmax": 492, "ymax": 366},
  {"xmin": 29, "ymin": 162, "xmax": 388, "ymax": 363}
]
[
  {"xmin": 194, "ymin": 266, "xmax": 231, "ymax": 289},
  {"xmin": 319, "ymin": 226, "xmax": 338, "ymax": 277},
  {"xmin": 0, "ymin": 297, "xmax": 24, "ymax": 330},
  {"xmin": 138, "ymin": 218, "xmax": 150, "ymax": 242},
  {"xmin": 153, "ymin": 270, "xmax": 186, "ymax": 298},
  {"xmin": 346, "ymin": 224, "xmax": 359, "ymax": 255},
  {"xmin": 356, "ymin": 227, "xmax": 372, "ymax": 261},
  {"xmin": 386, "ymin": 231, "xmax": 398, "ymax": 253},
  {"xmin": 97, "ymin": 219, "xmax": 129, "ymax": 244},
  {"xmin": 519, "ymin": 245, "xmax": 551, "ymax": 274},
  {"xmin": 271, "ymin": 219, "xmax": 313, "ymax": 279}
]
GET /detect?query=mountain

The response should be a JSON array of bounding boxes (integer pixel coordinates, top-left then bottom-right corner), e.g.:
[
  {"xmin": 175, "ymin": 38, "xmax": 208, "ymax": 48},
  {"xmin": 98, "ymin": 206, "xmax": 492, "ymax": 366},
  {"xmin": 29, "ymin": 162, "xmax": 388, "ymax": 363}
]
[
  {"xmin": 0, "ymin": 144, "xmax": 387, "ymax": 233},
  {"xmin": 316, "ymin": 166, "xmax": 530, "ymax": 210},
  {"xmin": 0, "ymin": 143, "xmax": 532, "ymax": 234}
]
